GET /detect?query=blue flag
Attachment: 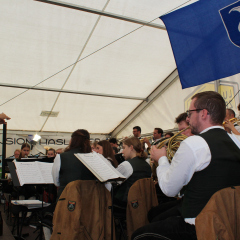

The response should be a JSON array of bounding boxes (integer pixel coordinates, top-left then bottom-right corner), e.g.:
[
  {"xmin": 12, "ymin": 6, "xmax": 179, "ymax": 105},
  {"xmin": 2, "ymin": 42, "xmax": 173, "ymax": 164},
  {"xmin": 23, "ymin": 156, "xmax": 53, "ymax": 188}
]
[{"xmin": 160, "ymin": 0, "xmax": 240, "ymax": 89}]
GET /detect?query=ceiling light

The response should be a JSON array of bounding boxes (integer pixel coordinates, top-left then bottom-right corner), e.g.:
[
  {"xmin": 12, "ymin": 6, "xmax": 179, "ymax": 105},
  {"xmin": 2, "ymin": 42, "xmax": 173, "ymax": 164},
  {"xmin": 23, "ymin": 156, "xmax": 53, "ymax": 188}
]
[{"xmin": 33, "ymin": 134, "xmax": 41, "ymax": 142}]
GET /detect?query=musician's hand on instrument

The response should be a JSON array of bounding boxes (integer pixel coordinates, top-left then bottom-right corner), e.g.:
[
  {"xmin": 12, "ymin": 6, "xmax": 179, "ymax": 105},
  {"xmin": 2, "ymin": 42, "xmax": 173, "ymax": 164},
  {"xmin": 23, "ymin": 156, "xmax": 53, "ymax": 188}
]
[
  {"xmin": 224, "ymin": 120, "xmax": 240, "ymax": 135},
  {"xmin": 150, "ymin": 145, "xmax": 167, "ymax": 163},
  {"xmin": 142, "ymin": 137, "xmax": 149, "ymax": 143},
  {"xmin": 224, "ymin": 120, "xmax": 234, "ymax": 130},
  {"xmin": 143, "ymin": 137, "xmax": 151, "ymax": 148}
]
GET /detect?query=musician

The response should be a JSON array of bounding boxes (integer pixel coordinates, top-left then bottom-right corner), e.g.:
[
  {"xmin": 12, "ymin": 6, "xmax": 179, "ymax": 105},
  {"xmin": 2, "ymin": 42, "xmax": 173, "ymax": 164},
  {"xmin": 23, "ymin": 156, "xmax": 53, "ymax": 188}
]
[
  {"xmin": 109, "ymin": 138, "xmax": 118, "ymax": 148},
  {"xmin": 132, "ymin": 91, "xmax": 240, "ymax": 240},
  {"xmin": 47, "ymin": 148, "xmax": 56, "ymax": 158},
  {"xmin": 14, "ymin": 149, "xmax": 21, "ymax": 159},
  {"xmin": 13, "ymin": 143, "xmax": 37, "ymax": 204},
  {"xmin": 56, "ymin": 148, "xmax": 63, "ymax": 154},
  {"xmin": 96, "ymin": 140, "xmax": 118, "ymax": 168},
  {"xmin": 224, "ymin": 120, "xmax": 240, "ymax": 136},
  {"xmin": 164, "ymin": 132, "xmax": 174, "ymax": 138},
  {"xmin": 114, "ymin": 137, "xmax": 151, "ymax": 207},
  {"xmin": 133, "ymin": 125, "xmax": 148, "ymax": 151},
  {"xmin": 19, "ymin": 143, "xmax": 31, "ymax": 159},
  {"xmin": 91, "ymin": 141, "xmax": 98, "ymax": 152},
  {"xmin": 133, "ymin": 126, "xmax": 141, "ymax": 139},
  {"xmin": 143, "ymin": 128, "xmax": 163, "ymax": 149},
  {"xmin": 175, "ymin": 112, "xmax": 193, "ymax": 137},
  {"xmin": 224, "ymin": 108, "xmax": 240, "ymax": 133},
  {"xmin": 109, "ymin": 138, "xmax": 119, "ymax": 153},
  {"xmin": 52, "ymin": 129, "xmax": 96, "ymax": 199}
]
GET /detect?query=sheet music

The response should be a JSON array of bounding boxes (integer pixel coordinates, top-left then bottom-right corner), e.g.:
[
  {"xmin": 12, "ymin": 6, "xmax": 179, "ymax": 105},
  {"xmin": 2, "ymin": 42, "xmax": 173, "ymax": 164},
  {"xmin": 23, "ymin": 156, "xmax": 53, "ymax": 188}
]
[
  {"xmin": 98, "ymin": 154, "xmax": 128, "ymax": 178},
  {"xmin": 14, "ymin": 161, "xmax": 54, "ymax": 185},
  {"xmin": 36, "ymin": 162, "xmax": 54, "ymax": 183},
  {"xmin": 15, "ymin": 162, "xmax": 44, "ymax": 185},
  {"xmin": 11, "ymin": 200, "xmax": 50, "ymax": 209},
  {"xmin": 75, "ymin": 152, "xmax": 126, "ymax": 182}
]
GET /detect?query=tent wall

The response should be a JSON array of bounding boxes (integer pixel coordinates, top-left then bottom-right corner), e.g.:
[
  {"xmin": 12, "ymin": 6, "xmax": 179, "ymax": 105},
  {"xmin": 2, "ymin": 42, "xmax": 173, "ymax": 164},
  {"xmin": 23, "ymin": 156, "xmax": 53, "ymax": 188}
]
[
  {"xmin": 1, "ymin": 0, "xmax": 240, "ymax": 143},
  {"xmin": 0, "ymin": 130, "xmax": 107, "ymax": 158},
  {"xmin": 115, "ymin": 73, "xmax": 240, "ymax": 138}
]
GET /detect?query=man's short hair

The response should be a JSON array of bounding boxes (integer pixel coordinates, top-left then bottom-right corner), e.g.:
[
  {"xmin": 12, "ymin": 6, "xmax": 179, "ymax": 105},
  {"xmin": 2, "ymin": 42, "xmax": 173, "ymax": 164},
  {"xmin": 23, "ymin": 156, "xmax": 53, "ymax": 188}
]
[
  {"xmin": 226, "ymin": 108, "xmax": 235, "ymax": 118},
  {"xmin": 165, "ymin": 132, "xmax": 174, "ymax": 137},
  {"xmin": 112, "ymin": 147, "xmax": 119, "ymax": 154},
  {"xmin": 154, "ymin": 128, "xmax": 163, "ymax": 135},
  {"xmin": 133, "ymin": 126, "xmax": 141, "ymax": 133},
  {"xmin": 109, "ymin": 138, "xmax": 118, "ymax": 144},
  {"xmin": 192, "ymin": 91, "xmax": 226, "ymax": 125},
  {"xmin": 175, "ymin": 112, "xmax": 188, "ymax": 124}
]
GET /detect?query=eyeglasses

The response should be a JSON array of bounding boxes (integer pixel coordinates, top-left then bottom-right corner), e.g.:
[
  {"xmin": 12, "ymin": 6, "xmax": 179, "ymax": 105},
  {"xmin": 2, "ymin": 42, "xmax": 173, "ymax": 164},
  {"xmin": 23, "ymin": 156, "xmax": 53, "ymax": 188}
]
[{"xmin": 186, "ymin": 109, "xmax": 204, "ymax": 117}]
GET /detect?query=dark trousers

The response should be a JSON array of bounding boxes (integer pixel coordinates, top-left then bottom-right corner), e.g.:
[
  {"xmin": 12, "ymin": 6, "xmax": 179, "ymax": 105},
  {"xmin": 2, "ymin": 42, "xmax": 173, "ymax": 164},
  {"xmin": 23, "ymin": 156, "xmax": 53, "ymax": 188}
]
[
  {"xmin": 148, "ymin": 199, "xmax": 182, "ymax": 222},
  {"xmin": 131, "ymin": 216, "xmax": 197, "ymax": 240}
]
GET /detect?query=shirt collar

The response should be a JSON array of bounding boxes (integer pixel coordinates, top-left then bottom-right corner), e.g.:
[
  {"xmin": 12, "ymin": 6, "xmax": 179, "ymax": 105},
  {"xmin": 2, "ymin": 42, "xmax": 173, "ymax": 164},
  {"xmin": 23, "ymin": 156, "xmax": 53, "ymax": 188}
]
[{"xmin": 200, "ymin": 125, "xmax": 224, "ymax": 134}]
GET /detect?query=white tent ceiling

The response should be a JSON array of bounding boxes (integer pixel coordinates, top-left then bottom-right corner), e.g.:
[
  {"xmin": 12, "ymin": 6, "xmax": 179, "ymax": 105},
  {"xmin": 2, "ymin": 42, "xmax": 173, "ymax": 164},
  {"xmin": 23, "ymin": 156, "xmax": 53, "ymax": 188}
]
[{"xmin": 0, "ymin": 0, "xmax": 205, "ymax": 136}]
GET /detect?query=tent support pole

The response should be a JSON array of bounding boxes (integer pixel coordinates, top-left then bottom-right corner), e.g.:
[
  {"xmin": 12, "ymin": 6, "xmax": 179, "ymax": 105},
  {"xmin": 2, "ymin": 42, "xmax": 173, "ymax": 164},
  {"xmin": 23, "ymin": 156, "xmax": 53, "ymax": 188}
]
[{"xmin": 35, "ymin": 0, "xmax": 166, "ymax": 30}]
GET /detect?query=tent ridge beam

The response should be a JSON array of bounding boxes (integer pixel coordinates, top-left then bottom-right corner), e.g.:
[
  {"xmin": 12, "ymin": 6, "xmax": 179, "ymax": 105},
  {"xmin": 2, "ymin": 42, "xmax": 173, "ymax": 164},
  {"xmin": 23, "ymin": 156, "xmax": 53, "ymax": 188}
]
[
  {"xmin": 0, "ymin": 83, "xmax": 146, "ymax": 101},
  {"xmin": 35, "ymin": 0, "xmax": 166, "ymax": 30}
]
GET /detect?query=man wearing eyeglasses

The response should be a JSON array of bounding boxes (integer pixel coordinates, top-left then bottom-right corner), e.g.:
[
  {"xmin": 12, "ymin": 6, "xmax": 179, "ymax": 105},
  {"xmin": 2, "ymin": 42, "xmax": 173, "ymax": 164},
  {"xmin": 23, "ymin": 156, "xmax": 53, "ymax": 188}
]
[{"xmin": 132, "ymin": 91, "xmax": 240, "ymax": 240}]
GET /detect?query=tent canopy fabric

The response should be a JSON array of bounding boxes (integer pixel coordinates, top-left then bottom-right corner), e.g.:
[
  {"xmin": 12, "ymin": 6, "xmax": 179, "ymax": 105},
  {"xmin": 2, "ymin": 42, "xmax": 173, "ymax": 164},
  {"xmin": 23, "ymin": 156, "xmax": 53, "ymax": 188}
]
[{"xmin": 1, "ymin": 0, "xmax": 228, "ymax": 137}]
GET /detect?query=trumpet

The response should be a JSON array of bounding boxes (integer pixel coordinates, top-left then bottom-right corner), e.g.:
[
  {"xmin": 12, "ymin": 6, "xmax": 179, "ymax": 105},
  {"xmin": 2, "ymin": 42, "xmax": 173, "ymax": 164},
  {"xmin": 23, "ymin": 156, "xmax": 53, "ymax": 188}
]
[
  {"xmin": 223, "ymin": 117, "xmax": 240, "ymax": 125},
  {"xmin": 151, "ymin": 126, "xmax": 190, "ymax": 181},
  {"xmin": 140, "ymin": 136, "xmax": 153, "ymax": 143}
]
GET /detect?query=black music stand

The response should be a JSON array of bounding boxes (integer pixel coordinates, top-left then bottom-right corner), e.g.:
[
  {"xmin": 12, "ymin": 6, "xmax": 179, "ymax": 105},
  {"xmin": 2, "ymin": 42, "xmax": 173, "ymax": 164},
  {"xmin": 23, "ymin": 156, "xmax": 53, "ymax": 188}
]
[{"xmin": 8, "ymin": 159, "xmax": 53, "ymax": 240}]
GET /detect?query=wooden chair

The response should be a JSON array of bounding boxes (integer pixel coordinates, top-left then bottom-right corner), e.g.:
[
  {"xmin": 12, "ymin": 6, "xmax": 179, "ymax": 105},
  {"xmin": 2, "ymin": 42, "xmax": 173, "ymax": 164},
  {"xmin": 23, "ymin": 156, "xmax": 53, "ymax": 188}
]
[
  {"xmin": 126, "ymin": 178, "xmax": 158, "ymax": 240},
  {"xmin": 51, "ymin": 180, "xmax": 114, "ymax": 240},
  {"xmin": 196, "ymin": 186, "xmax": 240, "ymax": 240}
]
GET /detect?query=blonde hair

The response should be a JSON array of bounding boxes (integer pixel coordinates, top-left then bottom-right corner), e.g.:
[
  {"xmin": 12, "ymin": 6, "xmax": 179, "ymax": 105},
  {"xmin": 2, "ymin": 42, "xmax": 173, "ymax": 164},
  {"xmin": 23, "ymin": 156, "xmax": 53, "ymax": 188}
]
[{"xmin": 123, "ymin": 137, "xmax": 147, "ymax": 160}]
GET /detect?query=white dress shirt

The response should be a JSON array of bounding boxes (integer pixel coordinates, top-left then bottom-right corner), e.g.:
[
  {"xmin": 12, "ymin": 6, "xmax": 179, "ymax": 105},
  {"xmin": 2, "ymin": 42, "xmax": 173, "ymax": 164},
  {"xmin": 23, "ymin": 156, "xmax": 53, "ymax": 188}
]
[
  {"xmin": 233, "ymin": 123, "xmax": 240, "ymax": 133},
  {"xmin": 52, "ymin": 153, "xmax": 134, "ymax": 191},
  {"xmin": 156, "ymin": 126, "xmax": 240, "ymax": 225},
  {"xmin": 151, "ymin": 138, "xmax": 162, "ymax": 145},
  {"xmin": 52, "ymin": 154, "xmax": 61, "ymax": 186}
]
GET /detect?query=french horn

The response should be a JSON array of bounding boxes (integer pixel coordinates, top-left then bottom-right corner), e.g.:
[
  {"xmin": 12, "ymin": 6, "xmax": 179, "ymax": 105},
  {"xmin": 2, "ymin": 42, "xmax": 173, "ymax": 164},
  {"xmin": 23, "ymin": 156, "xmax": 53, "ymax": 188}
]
[{"xmin": 151, "ymin": 126, "xmax": 190, "ymax": 181}]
